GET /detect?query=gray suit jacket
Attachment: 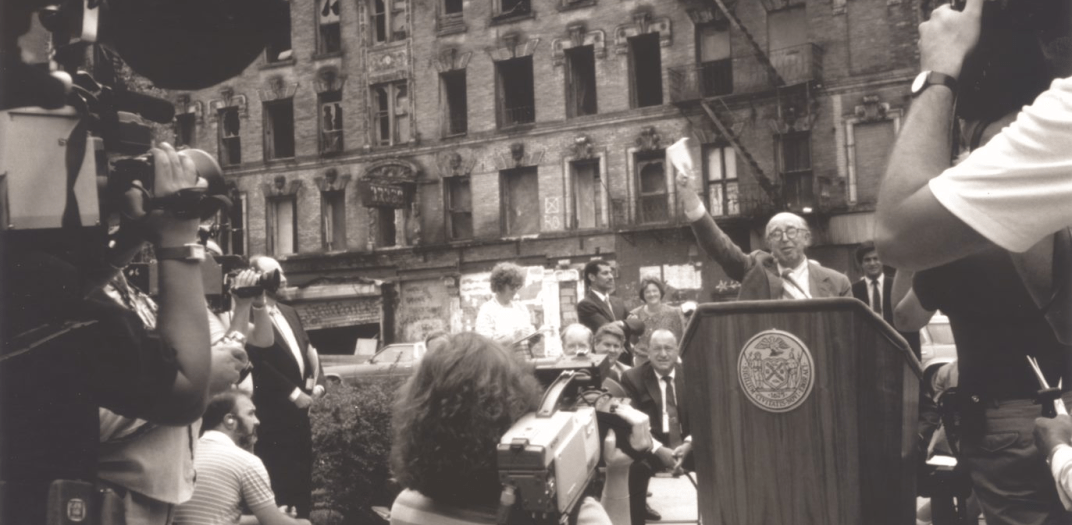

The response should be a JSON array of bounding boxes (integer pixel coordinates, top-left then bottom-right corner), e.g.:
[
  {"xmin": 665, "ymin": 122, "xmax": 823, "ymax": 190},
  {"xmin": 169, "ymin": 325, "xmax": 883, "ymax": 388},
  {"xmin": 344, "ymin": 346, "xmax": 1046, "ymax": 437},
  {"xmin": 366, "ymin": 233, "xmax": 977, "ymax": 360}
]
[{"xmin": 690, "ymin": 212, "xmax": 852, "ymax": 300}]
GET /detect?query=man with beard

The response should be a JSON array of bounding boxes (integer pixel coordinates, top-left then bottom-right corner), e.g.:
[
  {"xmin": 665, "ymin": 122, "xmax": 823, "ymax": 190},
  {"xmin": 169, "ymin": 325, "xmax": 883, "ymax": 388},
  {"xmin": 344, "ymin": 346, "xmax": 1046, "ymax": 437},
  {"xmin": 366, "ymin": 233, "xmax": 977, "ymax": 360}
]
[{"xmin": 173, "ymin": 392, "xmax": 311, "ymax": 525}]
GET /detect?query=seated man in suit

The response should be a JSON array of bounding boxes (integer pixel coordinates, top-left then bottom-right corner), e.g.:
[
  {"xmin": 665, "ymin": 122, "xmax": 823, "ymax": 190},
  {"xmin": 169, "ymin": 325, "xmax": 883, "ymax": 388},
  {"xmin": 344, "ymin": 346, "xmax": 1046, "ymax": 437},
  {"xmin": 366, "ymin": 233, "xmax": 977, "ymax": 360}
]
[
  {"xmin": 594, "ymin": 323, "xmax": 630, "ymax": 386},
  {"xmin": 674, "ymin": 150, "xmax": 851, "ymax": 300},
  {"xmin": 620, "ymin": 329, "xmax": 691, "ymax": 524},
  {"xmin": 852, "ymin": 241, "xmax": 921, "ymax": 358}
]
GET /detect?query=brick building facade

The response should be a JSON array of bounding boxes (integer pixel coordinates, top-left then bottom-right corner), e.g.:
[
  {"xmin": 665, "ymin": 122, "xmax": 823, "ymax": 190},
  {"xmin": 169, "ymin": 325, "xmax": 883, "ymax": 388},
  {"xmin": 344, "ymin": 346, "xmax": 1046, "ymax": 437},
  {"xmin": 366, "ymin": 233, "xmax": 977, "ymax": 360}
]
[{"xmin": 163, "ymin": 0, "xmax": 922, "ymax": 353}]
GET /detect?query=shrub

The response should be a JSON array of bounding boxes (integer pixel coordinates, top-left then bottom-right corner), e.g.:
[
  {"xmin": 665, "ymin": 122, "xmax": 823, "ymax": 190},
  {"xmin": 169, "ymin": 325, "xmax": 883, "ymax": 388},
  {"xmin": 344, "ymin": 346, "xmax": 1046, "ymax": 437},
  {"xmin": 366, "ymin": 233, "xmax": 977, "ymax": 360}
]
[{"xmin": 311, "ymin": 377, "xmax": 405, "ymax": 525}]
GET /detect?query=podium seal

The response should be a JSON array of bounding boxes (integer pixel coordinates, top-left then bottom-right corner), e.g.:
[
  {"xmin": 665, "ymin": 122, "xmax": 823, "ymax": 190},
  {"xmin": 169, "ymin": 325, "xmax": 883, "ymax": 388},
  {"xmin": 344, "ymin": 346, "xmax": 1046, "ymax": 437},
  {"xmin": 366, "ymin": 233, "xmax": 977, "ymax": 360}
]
[{"xmin": 738, "ymin": 329, "xmax": 815, "ymax": 413}]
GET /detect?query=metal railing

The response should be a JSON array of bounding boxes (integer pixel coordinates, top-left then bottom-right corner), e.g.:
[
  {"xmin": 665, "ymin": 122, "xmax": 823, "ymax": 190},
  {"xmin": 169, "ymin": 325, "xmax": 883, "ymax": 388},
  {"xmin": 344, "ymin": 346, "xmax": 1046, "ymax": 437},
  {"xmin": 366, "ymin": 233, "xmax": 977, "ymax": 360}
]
[
  {"xmin": 669, "ymin": 43, "xmax": 823, "ymax": 103},
  {"xmin": 501, "ymin": 105, "xmax": 535, "ymax": 127}
]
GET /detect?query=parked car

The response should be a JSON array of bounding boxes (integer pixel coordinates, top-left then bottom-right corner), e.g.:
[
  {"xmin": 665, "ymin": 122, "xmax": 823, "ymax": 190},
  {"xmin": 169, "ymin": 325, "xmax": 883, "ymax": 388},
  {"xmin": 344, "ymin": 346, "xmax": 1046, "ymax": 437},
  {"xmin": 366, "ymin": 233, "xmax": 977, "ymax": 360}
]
[{"xmin": 324, "ymin": 342, "xmax": 427, "ymax": 385}]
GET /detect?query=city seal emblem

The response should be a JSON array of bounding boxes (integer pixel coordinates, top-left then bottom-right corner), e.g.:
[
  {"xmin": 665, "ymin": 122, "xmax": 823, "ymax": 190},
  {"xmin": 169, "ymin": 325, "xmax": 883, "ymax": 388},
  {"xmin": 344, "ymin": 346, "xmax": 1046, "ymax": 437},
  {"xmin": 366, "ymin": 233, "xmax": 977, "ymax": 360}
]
[{"xmin": 737, "ymin": 329, "xmax": 815, "ymax": 413}]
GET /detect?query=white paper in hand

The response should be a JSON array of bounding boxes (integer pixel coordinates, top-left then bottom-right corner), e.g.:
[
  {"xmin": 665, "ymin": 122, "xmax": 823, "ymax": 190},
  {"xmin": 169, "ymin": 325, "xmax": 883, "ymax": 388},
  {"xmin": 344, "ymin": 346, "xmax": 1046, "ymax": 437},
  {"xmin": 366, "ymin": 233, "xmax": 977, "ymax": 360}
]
[{"xmin": 667, "ymin": 137, "xmax": 694, "ymax": 176}]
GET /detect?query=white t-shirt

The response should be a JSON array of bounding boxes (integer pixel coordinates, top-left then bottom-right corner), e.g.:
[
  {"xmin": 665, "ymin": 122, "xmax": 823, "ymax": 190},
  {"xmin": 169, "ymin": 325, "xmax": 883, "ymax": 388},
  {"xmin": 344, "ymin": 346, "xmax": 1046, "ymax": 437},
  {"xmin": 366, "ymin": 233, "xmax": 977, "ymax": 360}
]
[{"xmin": 929, "ymin": 76, "xmax": 1072, "ymax": 253}]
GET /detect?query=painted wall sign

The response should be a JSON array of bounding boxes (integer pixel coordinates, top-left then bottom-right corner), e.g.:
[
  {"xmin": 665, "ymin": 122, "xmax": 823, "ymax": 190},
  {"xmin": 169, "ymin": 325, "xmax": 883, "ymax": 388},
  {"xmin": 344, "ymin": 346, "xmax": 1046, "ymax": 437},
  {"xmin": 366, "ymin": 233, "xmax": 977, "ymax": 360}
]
[
  {"xmin": 358, "ymin": 180, "xmax": 407, "ymax": 208},
  {"xmin": 295, "ymin": 298, "xmax": 381, "ymax": 330},
  {"xmin": 738, "ymin": 329, "xmax": 815, "ymax": 413}
]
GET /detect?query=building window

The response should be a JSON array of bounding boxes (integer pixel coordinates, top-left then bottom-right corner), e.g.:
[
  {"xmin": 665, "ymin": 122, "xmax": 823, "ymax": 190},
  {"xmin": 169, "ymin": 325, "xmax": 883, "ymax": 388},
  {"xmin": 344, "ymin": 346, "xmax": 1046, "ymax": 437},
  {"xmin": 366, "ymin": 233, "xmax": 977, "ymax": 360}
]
[
  {"xmin": 371, "ymin": 0, "xmax": 406, "ymax": 44},
  {"xmin": 270, "ymin": 196, "xmax": 298, "ymax": 255},
  {"xmin": 322, "ymin": 190, "xmax": 347, "ymax": 250},
  {"xmin": 216, "ymin": 192, "xmax": 247, "ymax": 256},
  {"xmin": 636, "ymin": 151, "xmax": 668, "ymax": 223},
  {"xmin": 703, "ymin": 145, "xmax": 739, "ymax": 217},
  {"xmin": 266, "ymin": 1, "xmax": 293, "ymax": 62},
  {"xmin": 441, "ymin": 70, "xmax": 467, "ymax": 135},
  {"xmin": 495, "ymin": 56, "xmax": 535, "ymax": 127},
  {"xmin": 371, "ymin": 81, "xmax": 409, "ymax": 146},
  {"xmin": 174, "ymin": 113, "xmax": 196, "ymax": 147},
  {"xmin": 218, "ymin": 107, "xmax": 241, "ymax": 167},
  {"xmin": 317, "ymin": 0, "xmax": 342, "ymax": 54},
  {"xmin": 446, "ymin": 176, "xmax": 473, "ymax": 240},
  {"xmin": 629, "ymin": 33, "xmax": 663, "ymax": 108},
  {"xmin": 779, "ymin": 131, "xmax": 813, "ymax": 210},
  {"xmin": 319, "ymin": 91, "xmax": 343, "ymax": 155},
  {"xmin": 494, "ymin": 0, "xmax": 530, "ymax": 19},
  {"xmin": 697, "ymin": 22, "xmax": 732, "ymax": 97},
  {"xmin": 768, "ymin": 5, "xmax": 807, "ymax": 52},
  {"xmin": 565, "ymin": 45, "xmax": 597, "ymax": 118},
  {"xmin": 571, "ymin": 160, "xmax": 604, "ymax": 229},
  {"xmin": 851, "ymin": 120, "xmax": 896, "ymax": 203},
  {"xmin": 263, "ymin": 99, "xmax": 295, "ymax": 160},
  {"xmin": 444, "ymin": 0, "xmax": 463, "ymax": 14},
  {"xmin": 500, "ymin": 166, "xmax": 539, "ymax": 236},
  {"xmin": 375, "ymin": 208, "xmax": 397, "ymax": 247}
]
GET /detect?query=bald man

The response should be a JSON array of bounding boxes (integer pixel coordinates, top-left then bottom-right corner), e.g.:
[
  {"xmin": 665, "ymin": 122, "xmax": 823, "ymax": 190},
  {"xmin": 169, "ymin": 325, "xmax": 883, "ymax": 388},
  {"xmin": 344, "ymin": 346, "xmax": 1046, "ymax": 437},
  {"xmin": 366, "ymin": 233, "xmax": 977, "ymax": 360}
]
[{"xmin": 674, "ymin": 150, "xmax": 851, "ymax": 300}]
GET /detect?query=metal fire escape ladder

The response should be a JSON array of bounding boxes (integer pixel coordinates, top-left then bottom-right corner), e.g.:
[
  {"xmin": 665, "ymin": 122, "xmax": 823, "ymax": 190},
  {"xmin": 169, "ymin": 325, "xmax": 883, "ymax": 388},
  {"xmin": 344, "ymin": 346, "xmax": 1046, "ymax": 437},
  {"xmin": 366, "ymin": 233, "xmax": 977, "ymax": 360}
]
[
  {"xmin": 700, "ymin": 99, "xmax": 780, "ymax": 203},
  {"xmin": 707, "ymin": 0, "xmax": 785, "ymax": 88}
]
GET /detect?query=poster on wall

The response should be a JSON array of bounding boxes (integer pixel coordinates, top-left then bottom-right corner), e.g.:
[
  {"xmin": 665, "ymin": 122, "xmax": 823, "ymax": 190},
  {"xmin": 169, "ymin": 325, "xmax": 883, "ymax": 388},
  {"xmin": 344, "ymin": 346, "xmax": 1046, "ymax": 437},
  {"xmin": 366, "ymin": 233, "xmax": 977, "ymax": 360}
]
[{"xmin": 396, "ymin": 279, "xmax": 450, "ymax": 343}]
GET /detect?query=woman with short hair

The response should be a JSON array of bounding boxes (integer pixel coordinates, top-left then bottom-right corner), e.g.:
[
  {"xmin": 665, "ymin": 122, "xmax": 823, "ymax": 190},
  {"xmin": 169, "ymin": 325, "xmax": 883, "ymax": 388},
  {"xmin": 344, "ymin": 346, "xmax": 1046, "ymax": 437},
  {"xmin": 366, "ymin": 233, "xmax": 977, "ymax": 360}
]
[{"xmin": 627, "ymin": 277, "xmax": 685, "ymax": 367}]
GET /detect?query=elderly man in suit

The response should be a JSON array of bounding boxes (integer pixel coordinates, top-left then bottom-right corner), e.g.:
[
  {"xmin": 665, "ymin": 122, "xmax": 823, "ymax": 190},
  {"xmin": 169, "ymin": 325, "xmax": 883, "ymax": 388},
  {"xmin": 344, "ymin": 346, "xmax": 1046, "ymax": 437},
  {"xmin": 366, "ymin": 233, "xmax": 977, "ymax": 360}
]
[
  {"xmin": 851, "ymin": 241, "xmax": 922, "ymax": 358},
  {"xmin": 246, "ymin": 256, "xmax": 324, "ymax": 519},
  {"xmin": 675, "ymin": 162, "xmax": 851, "ymax": 300},
  {"xmin": 620, "ymin": 329, "xmax": 691, "ymax": 524}
]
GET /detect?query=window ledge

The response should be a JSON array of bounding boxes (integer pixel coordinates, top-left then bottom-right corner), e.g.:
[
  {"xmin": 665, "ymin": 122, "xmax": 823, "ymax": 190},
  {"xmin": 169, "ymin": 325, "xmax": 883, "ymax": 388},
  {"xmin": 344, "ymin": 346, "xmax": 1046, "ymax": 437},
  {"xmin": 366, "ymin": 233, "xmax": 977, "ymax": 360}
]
[
  {"xmin": 489, "ymin": 10, "xmax": 535, "ymax": 26},
  {"xmin": 313, "ymin": 51, "xmax": 344, "ymax": 61},
  {"xmin": 442, "ymin": 131, "xmax": 468, "ymax": 139},
  {"xmin": 556, "ymin": 0, "xmax": 595, "ymax": 11},
  {"xmin": 437, "ymin": 15, "xmax": 467, "ymax": 36},
  {"xmin": 261, "ymin": 57, "xmax": 297, "ymax": 70},
  {"xmin": 264, "ymin": 156, "xmax": 298, "ymax": 167},
  {"xmin": 497, "ymin": 122, "xmax": 536, "ymax": 132}
]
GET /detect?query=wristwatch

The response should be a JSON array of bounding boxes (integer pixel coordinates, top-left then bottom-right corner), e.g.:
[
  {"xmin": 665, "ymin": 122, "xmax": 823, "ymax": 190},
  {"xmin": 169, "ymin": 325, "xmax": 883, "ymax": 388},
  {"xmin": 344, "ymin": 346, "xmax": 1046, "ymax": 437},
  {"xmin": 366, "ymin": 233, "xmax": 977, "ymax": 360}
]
[
  {"xmin": 911, "ymin": 71, "xmax": 958, "ymax": 98},
  {"xmin": 156, "ymin": 243, "xmax": 206, "ymax": 262}
]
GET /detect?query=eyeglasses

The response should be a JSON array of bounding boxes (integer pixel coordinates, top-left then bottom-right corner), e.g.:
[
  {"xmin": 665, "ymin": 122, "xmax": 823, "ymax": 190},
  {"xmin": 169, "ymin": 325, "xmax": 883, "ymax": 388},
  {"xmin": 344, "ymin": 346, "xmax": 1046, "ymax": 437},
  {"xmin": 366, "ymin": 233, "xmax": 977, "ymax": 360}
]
[{"xmin": 767, "ymin": 227, "xmax": 806, "ymax": 242}]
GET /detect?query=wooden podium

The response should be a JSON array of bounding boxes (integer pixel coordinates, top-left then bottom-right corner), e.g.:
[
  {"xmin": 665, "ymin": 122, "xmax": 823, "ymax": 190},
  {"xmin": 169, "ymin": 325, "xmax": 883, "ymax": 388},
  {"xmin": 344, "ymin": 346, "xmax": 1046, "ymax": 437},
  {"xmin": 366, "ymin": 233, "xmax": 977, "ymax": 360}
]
[{"xmin": 681, "ymin": 298, "xmax": 922, "ymax": 525}]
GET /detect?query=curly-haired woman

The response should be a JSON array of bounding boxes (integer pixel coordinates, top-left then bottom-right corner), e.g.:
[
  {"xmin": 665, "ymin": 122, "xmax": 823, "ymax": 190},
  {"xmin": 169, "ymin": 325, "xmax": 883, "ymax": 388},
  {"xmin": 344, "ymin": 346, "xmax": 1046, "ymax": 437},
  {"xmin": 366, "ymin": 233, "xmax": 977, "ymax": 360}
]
[
  {"xmin": 389, "ymin": 333, "xmax": 648, "ymax": 525},
  {"xmin": 627, "ymin": 277, "xmax": 685, "ymax": 367},
  {"xmin": 475, "ymin": 262, "xmax": 536, "ymax": 345}
]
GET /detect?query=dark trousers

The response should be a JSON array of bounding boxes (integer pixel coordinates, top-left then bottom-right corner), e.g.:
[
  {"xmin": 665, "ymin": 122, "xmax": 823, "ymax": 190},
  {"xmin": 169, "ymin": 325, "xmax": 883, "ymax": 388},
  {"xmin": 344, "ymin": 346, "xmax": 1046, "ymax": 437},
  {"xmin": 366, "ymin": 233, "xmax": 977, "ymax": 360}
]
[
  {"xmin": 959, "ymin": 397, "xmax": 1072, "ymax": 525},
  {"xmin": 628, "ymin": 455, "xmax": 660, "ymax": 525}
]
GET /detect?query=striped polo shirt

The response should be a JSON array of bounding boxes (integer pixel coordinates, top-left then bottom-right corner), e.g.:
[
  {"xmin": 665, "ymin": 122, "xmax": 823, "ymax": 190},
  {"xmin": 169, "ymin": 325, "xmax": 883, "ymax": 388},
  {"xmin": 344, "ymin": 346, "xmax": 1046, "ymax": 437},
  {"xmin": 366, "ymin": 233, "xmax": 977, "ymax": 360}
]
[{"xmin": 174, "ymin": 431, "xmax": 276, "ymax": 525}]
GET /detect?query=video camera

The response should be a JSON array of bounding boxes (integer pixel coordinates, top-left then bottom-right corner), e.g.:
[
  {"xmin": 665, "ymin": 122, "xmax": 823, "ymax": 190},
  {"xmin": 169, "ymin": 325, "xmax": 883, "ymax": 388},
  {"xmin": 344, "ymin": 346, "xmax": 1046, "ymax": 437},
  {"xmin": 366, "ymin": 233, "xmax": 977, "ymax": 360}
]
[{"xmin": 497, "ymin": 353, "xmax": 647, "ymax": 523}]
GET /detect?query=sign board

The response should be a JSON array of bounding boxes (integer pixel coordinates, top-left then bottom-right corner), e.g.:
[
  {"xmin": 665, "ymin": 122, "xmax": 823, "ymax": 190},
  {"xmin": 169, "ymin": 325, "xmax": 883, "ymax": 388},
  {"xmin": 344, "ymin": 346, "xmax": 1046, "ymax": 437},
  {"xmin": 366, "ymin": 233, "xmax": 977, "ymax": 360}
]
[
  {"xmin": 295, "ymin": 298, "xmax": 381, "ymax": 330},
  {"xmin": 358, "ymin": 180, "xmax": 407, "ymax": 208},
  {"xmin": 396, "ymin": 278, "xmax": 450, "ymax": 343}
]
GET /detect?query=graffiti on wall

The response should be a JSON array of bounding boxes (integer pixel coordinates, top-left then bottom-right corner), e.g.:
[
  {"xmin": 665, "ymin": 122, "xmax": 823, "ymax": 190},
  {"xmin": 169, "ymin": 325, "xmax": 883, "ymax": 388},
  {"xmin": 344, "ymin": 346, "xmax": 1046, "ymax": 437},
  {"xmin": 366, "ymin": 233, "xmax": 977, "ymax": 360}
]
[{"xmin": 396, "ymin": 279, "xmax": 449, "ymax": 343}]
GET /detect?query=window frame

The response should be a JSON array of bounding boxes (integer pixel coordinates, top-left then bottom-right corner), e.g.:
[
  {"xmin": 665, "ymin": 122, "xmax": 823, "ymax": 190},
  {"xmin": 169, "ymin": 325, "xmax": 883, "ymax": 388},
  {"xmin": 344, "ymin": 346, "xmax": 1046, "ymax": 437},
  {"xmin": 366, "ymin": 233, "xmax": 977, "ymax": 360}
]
[
  {"xmin": 370, "ymin": 0, "xmax": 406, "ymax": 45},
  {"xmin": 316, "ymin": 0, "xmax": 342, "ymax": 55},
  {"xmin": 215, "ymin": 192, "xmax": 247, "ymax": 256},
  {"xmin": 445, "ymin": 175, "xmax": 473, "ymax": 241},
  {"xmin": 495, "ymin": 55, "xmax": 536, "ymax": 128},
  {"xmin": 321, "ymin": 189, "xmax": 347, "ymax": 251},
  {"xmin": 318, "ymin": 90, "xmax": 344, "ymax": 156},
  {"xmin": 263, "ymin": 99, "xmax": 296, "ymax": 161},
  {"xmin": 564, "ymin": 45, "xmax": 598, "ymax": 119},
  {"xmin": 217, "ymin": 107, "xmax": 242, "ymax": 168},
  {"xmin": 269, "ymin": 195, "xmax": 299, "ymax": 256},
  {"xmin": 174, "ymin": 113, "xmax": 196, "ymax": 148},
  {"xmin": 777, "ymin": 131, "xmax": 814, "ymax": 210},
  {"xmin": 702, "ymin": 145, "xmax": 740, "ymax": 218},
  {"xmin": 499, "ymin": 166, "xmax": 540, "ymax": 236},
  {"xmin": 371, "ymin": 81, "xmax": 410, "ymax": 147},
  {"xmin": 634, "ymin": 150, "xmax": 669, "ymax": 224},
  {"xmin": 441, "ymin": 70, "xmax": 468, "ymax": 136},
  {"xmin": 265, "ymin": 0, "xmax": 293, "ymax": 63},
  {"xmin": 569, "ymin": 159, "xmax": 605, "ymax": 230},
  {"xmin": 628, "ymin": 32, "xmax": 664, "ymax": 109}
]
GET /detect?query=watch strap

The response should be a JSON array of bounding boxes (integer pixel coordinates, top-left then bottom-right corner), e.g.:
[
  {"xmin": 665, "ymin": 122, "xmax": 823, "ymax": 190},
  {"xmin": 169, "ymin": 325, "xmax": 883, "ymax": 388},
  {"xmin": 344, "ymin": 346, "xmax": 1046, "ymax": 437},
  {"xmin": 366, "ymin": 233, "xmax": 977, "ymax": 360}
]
[
  {"xmin": 156, "ymin": 243, "xmax": 205, "ymax": 261},
  {"xmin": 915, "ymin": 71, "xmax": 958, "ymax": 97}
]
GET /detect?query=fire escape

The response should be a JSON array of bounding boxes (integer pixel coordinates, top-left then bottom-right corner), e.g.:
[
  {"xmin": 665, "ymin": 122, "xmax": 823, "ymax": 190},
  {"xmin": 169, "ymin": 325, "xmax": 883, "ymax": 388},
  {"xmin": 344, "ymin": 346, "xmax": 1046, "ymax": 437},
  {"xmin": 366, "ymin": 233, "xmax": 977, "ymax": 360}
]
[{"xmin": 669, "ymin": 0, "xmax": 823, "ymax": 214}]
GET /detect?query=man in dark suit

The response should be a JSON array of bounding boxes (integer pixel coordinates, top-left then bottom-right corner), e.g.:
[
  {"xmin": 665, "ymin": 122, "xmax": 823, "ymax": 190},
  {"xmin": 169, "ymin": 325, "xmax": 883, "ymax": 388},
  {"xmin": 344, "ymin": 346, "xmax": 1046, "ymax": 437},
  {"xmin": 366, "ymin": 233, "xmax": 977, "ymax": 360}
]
[
  {"xmin": 620, "ymin": 329, "xmax": 691, "ymax": 524},
  {"xmin": 851, "ymin": 241, "xmax": 922, "ymax": 358},
  {"xmin": 246, "ymin": 256, "xmax": 324, "ymax": 519},
  {"xmin": 674, "ymin": 153, "xmax": 852, "ymax": 300},
  {"xmin": 576, "ymin": 260, "xmax": 633, "ymax": 364}
]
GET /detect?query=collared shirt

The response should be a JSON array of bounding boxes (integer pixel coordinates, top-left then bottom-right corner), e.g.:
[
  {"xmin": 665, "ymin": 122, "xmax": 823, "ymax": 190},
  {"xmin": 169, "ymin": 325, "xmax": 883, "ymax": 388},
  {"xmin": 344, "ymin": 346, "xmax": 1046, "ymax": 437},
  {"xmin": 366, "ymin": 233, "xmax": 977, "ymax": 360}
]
[
  {"xmin": 268, "ymin": 303, "xmax": 304, "ymax": 377},
  {"xmin": 173, "ymin": 431, "xmax": 276, "ymax": 525},
  {"xmin": 864, "ymin": 273, "xmax": 885, "ymax": 309},
  {"xmin": 591, "ymin": 289, "xmax": 616, "ymax": 320},
  {"xmin": 777, "ymin": 259, "xmax": 811, "ymax": 300}
]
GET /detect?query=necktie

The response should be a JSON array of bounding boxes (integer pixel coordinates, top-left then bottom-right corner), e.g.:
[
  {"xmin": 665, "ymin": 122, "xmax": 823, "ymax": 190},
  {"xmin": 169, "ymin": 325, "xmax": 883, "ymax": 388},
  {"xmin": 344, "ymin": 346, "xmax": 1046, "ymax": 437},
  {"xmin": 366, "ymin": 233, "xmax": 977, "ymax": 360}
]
[
  {"xmin": 606, "ymin": 296, "xmax": 616, "ymax": 321},
  {"xmin": 663, "ymin": 375, "xmax": 682, "ymax": 448},
  {"xmin": 871, "ymin": 279, "xmax": 883, "ymax": 316},
  {"xmin": 781, "ymin": 270, "xmax": 811, "ymax": 299}
]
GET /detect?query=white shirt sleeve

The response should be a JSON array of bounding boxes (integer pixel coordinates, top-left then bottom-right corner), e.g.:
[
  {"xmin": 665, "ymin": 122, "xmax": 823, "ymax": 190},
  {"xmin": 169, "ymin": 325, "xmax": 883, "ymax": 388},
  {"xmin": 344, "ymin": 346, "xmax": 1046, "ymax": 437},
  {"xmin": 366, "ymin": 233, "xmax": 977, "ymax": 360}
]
[
  {"xmin": 928, "ymin": 77, "xmax": 1072, "ymax": 253},
  {"xmin": 1049, "ymin": 443, "xmax": 1072, "ymax": 510}
]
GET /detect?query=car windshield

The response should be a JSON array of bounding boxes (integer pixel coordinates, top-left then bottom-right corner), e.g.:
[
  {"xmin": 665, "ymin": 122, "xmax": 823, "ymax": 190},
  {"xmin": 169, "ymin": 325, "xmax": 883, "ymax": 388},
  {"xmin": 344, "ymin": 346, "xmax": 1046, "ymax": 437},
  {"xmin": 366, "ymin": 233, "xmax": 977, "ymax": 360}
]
[
  {"xmin": 373, "ymin": 345, "xmax": 412, "ymax": 364},
  {"xmin": 926, "ymin": 323, "xmax": 955, "ymax": 345}
]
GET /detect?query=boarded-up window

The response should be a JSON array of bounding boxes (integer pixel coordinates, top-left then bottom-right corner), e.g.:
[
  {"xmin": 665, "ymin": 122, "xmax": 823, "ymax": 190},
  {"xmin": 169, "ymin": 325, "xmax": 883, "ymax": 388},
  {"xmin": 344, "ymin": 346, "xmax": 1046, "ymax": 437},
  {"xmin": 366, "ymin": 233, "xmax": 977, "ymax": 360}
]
[
  {"xmin": 566, "ymin": 46, "xmax": 597, "ymax": 118},
  {"xmin": 496, "ymin": 56, "xmax": 535, "ymax": 127},
  {"xmin": 636, "ymin": 151, "xmax": 668, "ymax": 223},
  {"xmin": 271, "ymin": 196, "xmax": 297, "ymax": 255},
  {"xmin": 629, "ymin": 33, "xmax": 663, "ymax": 108},
  {"xmin": 501, "ymin": 167, "xmax": 539, "ymax": 235},
  {"xmin": 264, "ymin": 99, "xmax": 295, "ymax": 160},
  {"xmin": 447, "ymin": 176, "xmax": 473, "ymax": 240},
  {"xmin": 442, "ymin": 70, "xmax": 467, "ymax": 135},
  {"xmin": 697, "ymin": 23, "xmax": 732, "ymax": 96},
  {"xmin": 768, "ymin": 5, "xmax": 807, "ymax": 52},
  {"xmin": 704, "ymin": 145, "xmax": 739, "ymax": 217},
  {"xmin": 322, "ymin": 190, "xmax": 347, "ymax": 251},
  {"xmin": 853, "ymin": 120, "xmax": 896, "ymax": 203},
  {"xmin": 218, "ymin": 107, "xmax": 241, "ymax": 167},
  {"xmin": 318, "ymin": 0, "xmax": 341, "ymax": 54},
  {"xmin": 572, "ymin": 160, "xmax": 604, "ymax": 229}
]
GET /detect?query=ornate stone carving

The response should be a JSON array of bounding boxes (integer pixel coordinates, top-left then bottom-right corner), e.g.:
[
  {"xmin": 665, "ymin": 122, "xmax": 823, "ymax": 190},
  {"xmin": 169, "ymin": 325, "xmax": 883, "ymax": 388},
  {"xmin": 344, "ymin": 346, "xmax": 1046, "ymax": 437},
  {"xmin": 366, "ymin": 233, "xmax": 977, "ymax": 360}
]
[
  {"xmin": 614, "ymin": 11, "xmax": 672, "ymax": 54},
  {"xmin": 362, "ymin": 158, "xmax": 421, "ymax": 182},
  {"xmin": 551, "ymin": 28, "xmax": 606, "ymax": 66},
  {"xmin": 635, "ymin": 126, "xmax": 662, "ymax": 151},
  {"xmin": 854, "ymin": 95, "xmax": 890, "ymax": 123},
  {"xmin": 261, "ymin": 177, "xmax": 304, "ymax": 198},
  {"xmin": 436, "ymin": 150, "xmax": 477, "ymax": 178},
  {"xmin": 258, "ymin": 76, "xmax": 299, "ymax": 102},
  {"xmin": 174, "ymin": 95, "xmax": 204, "ymax": 123},
  {"xmin": 367, "ymin": 45, "xmax": 411, "ymax": 84},
  {"xmin": 208, "ymin": 87, "xmax": 248, "ymax": 118},
  {"xmin": 435, "ymin": 48, "xmax": 473, "ymax": 73},
  {"xmin": 314, "ymin": 168, "xmax": 352, "ymax": 191},
  {"xmin": 572, "ymin": 135, "xmax": 594, "ymax": 160},
  {"xmin": 487, "ymin": 34, "xmax": 541, "ymax": 62},
  {"xmin": 314, "ymin": 67, "xmax": 348, "ymax": 93},
  {"xmin": 492, "ymin": 143, "xmax": 546, "ymax": 170}
]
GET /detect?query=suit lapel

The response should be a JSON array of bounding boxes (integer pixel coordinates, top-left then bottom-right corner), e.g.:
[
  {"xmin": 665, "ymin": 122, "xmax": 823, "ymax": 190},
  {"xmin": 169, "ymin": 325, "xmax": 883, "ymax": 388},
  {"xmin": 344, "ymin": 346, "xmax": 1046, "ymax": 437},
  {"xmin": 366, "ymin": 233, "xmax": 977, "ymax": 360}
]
[
  {"xmin": 808, "ymin": 262, "xmax": 830, "ymax": 299},
  {"xmin": 643, "ymin": 364, "xmax": 662, "ymax": 415},
  {"xmin": 588, "ymin": 290, "xmax": 614, "ymax": 321},
  {"xmin": 763, "ymin": 257, "xmax": 784, "ymax": 299}
]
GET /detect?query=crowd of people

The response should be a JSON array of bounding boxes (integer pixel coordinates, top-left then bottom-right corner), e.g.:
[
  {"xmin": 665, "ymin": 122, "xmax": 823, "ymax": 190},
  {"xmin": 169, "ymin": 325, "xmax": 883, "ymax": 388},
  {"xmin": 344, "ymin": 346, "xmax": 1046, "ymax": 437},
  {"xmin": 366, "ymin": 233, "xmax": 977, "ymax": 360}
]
[{"xmin": 8, "ymin": 0, "xmax": 1072, "ymax": 524}]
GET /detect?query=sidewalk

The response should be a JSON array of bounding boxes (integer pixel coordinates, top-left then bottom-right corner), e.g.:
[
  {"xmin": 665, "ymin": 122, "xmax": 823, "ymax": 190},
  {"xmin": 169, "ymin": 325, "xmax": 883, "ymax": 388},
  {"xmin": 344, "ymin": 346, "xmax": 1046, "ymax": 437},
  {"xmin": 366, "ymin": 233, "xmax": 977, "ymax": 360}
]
[{"xmin": 648, "ymin": 473, "xmax": 700, "ymax": 523}]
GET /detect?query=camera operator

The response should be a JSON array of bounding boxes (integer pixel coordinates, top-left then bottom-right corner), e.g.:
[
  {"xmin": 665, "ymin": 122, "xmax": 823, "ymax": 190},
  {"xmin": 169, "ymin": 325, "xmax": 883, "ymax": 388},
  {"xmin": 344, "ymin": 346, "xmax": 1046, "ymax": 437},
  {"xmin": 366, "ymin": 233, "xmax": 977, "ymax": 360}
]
[
  {"xmin": 1, "ymin": 142, "xmax": 214, "ymax": 525},
  {"xmin": 389, "ymin": 332, "xmax": 651, "ymax": 525},
  {"xmin": 876, "ymin": 2, "xmax": 1072, "ymax": 523}
]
